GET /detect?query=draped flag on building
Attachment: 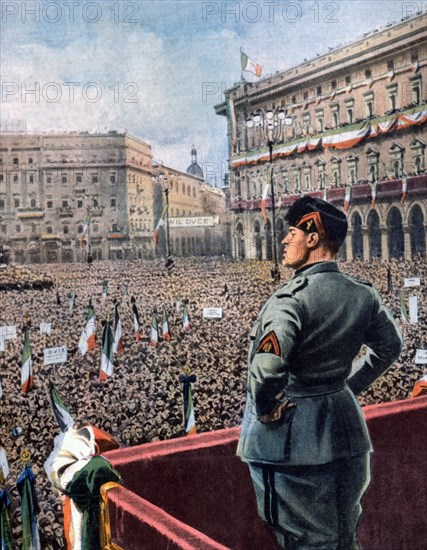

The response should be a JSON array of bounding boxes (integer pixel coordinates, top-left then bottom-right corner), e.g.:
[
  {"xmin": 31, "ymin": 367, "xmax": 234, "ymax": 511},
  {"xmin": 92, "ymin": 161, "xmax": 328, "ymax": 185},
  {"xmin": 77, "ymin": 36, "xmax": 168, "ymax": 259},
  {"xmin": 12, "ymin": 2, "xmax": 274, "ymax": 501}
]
[
  {"xmin": 162, "ymin": 307, "xmax": 171, "ymax": 342},
  {"xmin": 17, "ymin": 464, "xmax": 41, "ymax": 550},
  {"xmin": 69, "ymin": 289, "xmax": 76, "ymax": 315},
  {"xmin": 0, "ymin": 488, "xmax": 15, "ymax": 550},
  {"xmin": 132, "ymin": 299, "xmax": 142, "ymax": 341},
  {"xmin": 49, "ymin": 382, "xmax": 74, "ymax": 432},
  {"xmin": 153, "ymin": 205, "xmax": 168, "ymax": 250},
  {"xmin": 80, "ymin": 213, "xmax": 91, "ymax": 251},
  {"xmin": 100, "ymin": 319, "xmax": 114, "ymax": 381},
  {"xmin": 401, "ymin": 175, "xmax": 408, "ymax": 204},
  {"xmin": 400, "ymin": 292, "xmax": 409, "ymax": 323},
  {"xmin": 150, "ymin": 312, "xmax": 159, "ymax": 348},
  {"xmin": 78, "ymin": 303, "xmax": 96, "ymax": 356},
  {"xmin": 344, "ymin": 186, "xmax": 351, "ymax": 213},
  {"xmin": 241, "ymin": 50, "xmax": 262, "ymax": 77},
  {"xmin": 179, "ymin": 373, "xmax": 197, "ymax": 435},
  {"xmin": 370, "ymin": 182, "xmax": 377, "ymax": 209},
  {"xmin": 21, "ymin": 327, "xmax": 33, "ymax": 395},
  {"xmin": 261, "ymin": 182, "xmax": 270, "ymax": 224},
  {"xmin": 227, "ymin": 97, "xmax": 238, "ymax": 152},
  {"xmin": 183, "ymin": 304, "xmax": 191, "ymax": 333},
  {"xmin": 112, "ymin": 303, "xmax": 123, "ymax": 354}
]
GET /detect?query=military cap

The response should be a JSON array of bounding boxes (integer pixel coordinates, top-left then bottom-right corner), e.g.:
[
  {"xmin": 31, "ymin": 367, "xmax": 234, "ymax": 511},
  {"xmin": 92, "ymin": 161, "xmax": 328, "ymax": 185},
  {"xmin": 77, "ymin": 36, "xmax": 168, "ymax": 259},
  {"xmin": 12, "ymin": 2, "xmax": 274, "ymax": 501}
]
[{"xmin": 286, "ymin": 196, "xmax": 348, "ymax": 246}]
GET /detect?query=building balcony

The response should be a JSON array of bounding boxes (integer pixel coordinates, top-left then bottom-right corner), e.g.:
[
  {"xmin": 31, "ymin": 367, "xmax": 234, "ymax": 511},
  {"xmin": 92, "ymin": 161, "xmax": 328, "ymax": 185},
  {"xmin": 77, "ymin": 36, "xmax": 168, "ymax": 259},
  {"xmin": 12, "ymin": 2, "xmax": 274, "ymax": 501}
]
[
  {"xmin": 57, "ymin": 207, "xmax": 74, "ymax": 218},
  {"xmin": 41, "ymin": 233, "xmax": 61, "ymax": 240},
  {"xmin": 107, "ymin": 232, "xmax": 128, "ymax": 240},
  {"xmin": 90, "ymin": 207, "xmax": 104, "ymax": 218},
  {"xmin": 16, "ymin": 208, "xmax": 45, "ymax": 219}
]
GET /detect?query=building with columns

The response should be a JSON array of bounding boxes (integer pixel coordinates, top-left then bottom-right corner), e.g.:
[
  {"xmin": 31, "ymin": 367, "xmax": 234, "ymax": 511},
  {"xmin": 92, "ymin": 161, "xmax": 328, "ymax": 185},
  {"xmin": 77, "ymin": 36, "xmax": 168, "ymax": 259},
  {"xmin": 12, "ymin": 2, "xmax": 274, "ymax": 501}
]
[
  {"xmin": 0, "ymin": 132, "xmax": 229, "ymax": 263},
  {"xmin": 215, "ymin": 13, "xmax": 426, "ymax": 263}
]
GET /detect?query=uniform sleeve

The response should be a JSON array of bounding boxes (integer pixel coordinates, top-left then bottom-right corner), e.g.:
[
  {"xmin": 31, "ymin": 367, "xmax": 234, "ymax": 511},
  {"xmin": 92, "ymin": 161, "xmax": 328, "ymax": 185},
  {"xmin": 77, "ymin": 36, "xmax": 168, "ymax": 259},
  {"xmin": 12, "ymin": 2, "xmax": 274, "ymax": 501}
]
[
  {"xmin": 347, "ymin": 287, "xmax": 403, "ymax": 395},
  {"xmin": 248, "ymin": 298, "xmax": 303, "ymax": 416}
]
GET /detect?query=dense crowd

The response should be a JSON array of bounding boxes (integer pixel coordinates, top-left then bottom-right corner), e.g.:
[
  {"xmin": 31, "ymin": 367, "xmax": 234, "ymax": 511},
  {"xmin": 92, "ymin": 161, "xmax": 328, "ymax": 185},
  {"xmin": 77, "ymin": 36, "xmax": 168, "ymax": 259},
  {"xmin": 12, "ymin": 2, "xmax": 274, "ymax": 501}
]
[{"xmin": 0, "ymin": 256, "xmax": 425, "ymax": 549}]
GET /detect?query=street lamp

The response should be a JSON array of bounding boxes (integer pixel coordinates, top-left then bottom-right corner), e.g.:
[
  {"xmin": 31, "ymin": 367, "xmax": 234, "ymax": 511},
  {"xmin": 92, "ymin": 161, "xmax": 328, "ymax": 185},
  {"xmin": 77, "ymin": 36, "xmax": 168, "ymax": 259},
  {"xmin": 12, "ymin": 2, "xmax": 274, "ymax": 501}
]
[
  {"xmin": 247, "ymin": 108, "xmax": 292, "ymax": 281},
  {"xmin": 159, "ymin": 171, "xmax": 174, "ymax": 269}
]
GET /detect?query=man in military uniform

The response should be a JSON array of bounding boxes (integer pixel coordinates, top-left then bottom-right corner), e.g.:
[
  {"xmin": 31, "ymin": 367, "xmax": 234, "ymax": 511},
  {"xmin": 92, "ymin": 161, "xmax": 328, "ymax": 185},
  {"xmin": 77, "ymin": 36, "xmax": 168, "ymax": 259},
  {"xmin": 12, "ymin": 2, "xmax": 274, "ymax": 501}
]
[{"xmin": 237, "ymin": 196, "xmax": 403, "ymax": 549}]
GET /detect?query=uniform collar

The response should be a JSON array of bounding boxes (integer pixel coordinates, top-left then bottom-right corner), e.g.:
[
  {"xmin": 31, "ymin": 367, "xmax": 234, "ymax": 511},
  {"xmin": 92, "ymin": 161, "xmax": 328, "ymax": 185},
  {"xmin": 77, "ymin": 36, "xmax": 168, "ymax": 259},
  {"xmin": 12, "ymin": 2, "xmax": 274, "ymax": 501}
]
[{"xmin": 293, "ymin": 261, "xmax": 339, "ymax": 278}]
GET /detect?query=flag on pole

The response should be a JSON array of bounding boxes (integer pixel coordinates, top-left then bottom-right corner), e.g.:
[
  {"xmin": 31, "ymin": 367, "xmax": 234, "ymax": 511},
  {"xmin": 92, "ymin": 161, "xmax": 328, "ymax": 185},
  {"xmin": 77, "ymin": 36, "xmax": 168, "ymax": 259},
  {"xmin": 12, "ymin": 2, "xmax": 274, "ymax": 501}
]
[
  {"xmin": 17, "ymin": 464, "xmax": 41, "ymax": 550},
  {"xmin": 153, "ymin": 205, "xmax": 168, "ymax": 250},
  {"xmin": 183, "ymin": 304, "xmax": 191, "ymax": 333},
  {"xmin": 69, "ymin": 289, "xmax": 76, "ymax": 315},
  {"xmin": 0, "ymin": 488, "xmax": 15, "ymax": 550},
  {"xmin": 400, "ymin": 292, "xmax": 409, "ymax": 323},
  {"xmin": 162, "ymin": 308, "xmax": 171, "ymax": 342},
  {"xmin": 49, "ymin": 383, "xmax": 74, "ymax": 432},
  {"xmin": 179, "ymin": 373, "xmax": 197, "ymax": 435},
  {"xmin": 241, "ymin": 50, "xmax": 262, "ymax": 77},
  {"xmin": 132, "ymin": 300, "xmax": 142, "ymax": 341},
  {"xmin": 21, "ymin": 327, "xmax": 33, "ymax": 395},
  {"xmin": 112, "ymin": 303, "xmax": 123, "ymax": 354},
  {"xmin": 150, "ymin": 312, "xmax": 159, "ymax": 347},
  {"xmin": 400, "ymin": 175, "xmax": 408, "ymax": 204},
  {"xmin": 80, "ymin": 213, "xmax": 91, "ymax": 250},
  {"xmin": 102, "ymin": 280, "xmax": 109, "ymax": 302},
  {"xmin": 370, "ymin": 182, "xmax": 377, "ymax": 209},
  {"xmin": 78, "ymin": 303, "xmax": 96, "ymax": 356},
  {"xmin": 99, "ymin": 319, "xmax": 114, "ymax": 381},
  {"xmin": 344, "ymin": 186, "xmax": 351, "ymax": 213}
]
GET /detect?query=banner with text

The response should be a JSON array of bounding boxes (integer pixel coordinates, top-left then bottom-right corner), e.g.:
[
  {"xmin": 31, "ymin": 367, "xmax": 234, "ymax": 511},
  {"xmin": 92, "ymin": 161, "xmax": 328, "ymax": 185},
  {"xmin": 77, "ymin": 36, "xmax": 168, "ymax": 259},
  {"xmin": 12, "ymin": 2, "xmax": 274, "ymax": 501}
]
[
  {"xmin": 44, "ymin": 346, "xmax": 67, "ymax": 366},
  {"xmin": 203, "ymin": 308, "xmax": 223, "ymax": 319},
  {"xmin": 169, "ymin": 216, "xmax": 219, "ymax": 228}
]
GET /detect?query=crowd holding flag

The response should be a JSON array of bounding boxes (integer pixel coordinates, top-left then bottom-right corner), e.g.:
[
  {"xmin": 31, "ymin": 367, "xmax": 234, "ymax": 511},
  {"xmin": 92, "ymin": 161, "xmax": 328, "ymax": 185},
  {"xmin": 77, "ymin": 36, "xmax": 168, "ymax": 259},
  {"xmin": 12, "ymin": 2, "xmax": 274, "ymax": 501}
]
[
  {"xmin": 183, "ymin": 304, "xmax": 191, "ymax": 333},
  {"xmin": 112, "ymin": 302, "xmax": 123, "ymax": 355},
  {"xmin": 99, "ymin": 318, "xmax": 114, "ymax": 381},
  {"xmin": 131, "ymin": 298, "xmax": 142, "ymax": 341},
  {"xmin": 153, "ymin": 205, "xmax": 168, "ymax": 250},
  {"xmin": 179, "ymin": 373, "xmax": 197, "ymax": 435},
  {"xmin": 343, "ymin": 185, "xmax": 351, "ymax": 213},
  {"xmin": 240, "ymin": 49, "xmax": 263, "ymax": 77},
  {"xmin": 0, "ymin": 487, "xmax": 15, "ymax": 550},
  {"xmin": 21, "ymin": 327, "xmax": 33, "ymax": 395},
  {"xmin": 17, "ymin": 463, "xmax": 41, "ymax": 550},
  {"xmin": 49, "ymin": 383, "xmax": 75, "ymax": 433},
  {"xmin": 78, "ymin": 303, "xmax": 96, "ymax": 356},
  {"xmin": 150, "ymin": 312, "xmax": 159, "ymax": 348},
  {"xmin": 162, "ymin": 308, "xmax": 171, "ymax": 342}
]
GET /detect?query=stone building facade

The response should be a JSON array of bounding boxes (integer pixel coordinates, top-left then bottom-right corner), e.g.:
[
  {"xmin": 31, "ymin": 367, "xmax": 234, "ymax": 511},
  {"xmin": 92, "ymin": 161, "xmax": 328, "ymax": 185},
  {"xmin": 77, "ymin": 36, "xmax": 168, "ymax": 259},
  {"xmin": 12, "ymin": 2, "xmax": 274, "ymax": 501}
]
[
  {"xmin": 215, "ymin": 13, "xmax": 426, "ymax": 262},
  {"xmin": 0, "ymin": 132, "xmax": 229, "ymax": 263}
]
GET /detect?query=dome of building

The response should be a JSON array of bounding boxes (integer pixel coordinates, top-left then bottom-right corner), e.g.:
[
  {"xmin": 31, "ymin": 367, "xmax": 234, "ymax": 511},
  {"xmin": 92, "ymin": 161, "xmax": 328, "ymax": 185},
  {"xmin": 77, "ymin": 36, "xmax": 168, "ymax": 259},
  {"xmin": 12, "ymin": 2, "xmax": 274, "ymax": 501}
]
[{"xmin": 187, "ymin": 146, "xmax": 204, "ymax": 179}]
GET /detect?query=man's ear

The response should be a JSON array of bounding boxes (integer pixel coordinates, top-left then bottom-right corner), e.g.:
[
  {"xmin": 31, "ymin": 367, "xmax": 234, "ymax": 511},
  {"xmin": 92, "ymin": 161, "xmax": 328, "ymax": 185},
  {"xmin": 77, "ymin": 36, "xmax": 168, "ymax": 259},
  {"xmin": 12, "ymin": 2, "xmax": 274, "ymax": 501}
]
[{"xmin": 306, "ymin": 232, "xmax": 319, "ymax": 249}]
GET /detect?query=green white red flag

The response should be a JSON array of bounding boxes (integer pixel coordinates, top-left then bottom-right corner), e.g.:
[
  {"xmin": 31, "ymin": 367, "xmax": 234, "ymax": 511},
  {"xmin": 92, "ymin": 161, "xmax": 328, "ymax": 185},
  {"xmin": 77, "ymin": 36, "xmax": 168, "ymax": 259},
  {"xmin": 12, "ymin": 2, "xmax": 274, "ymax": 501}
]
[
  {"xmin": 113, "ymin": 303, "xmax": 123, "ymax": 354},
  {"xmin": 132, "ymin": 301, "xmax": 142, "ymax": 340},
  {"xmin": 370, "ymin": 182, "xmax": 377, "ymax": 209},
  {"xmin": 344, "ymin": 186, "xmax": 351, "ymax": 213},
  {"xmin": 49, "ymin": 382, "xmax": 75, "ymax": 432},
  {"xmin": 80, "ymin": 213, "xmax": 91, "ymax": 251},
  {"xmin": 183, "ymin": 304, "xmax": 191, "ymax": 333},
  {"xmin": 241, "ymin": 51, "xmax": 262, "ymax": 77},
  {"xmin": 261, "ymin": 180, "xmax": 270, "ymax": 224},
  {"xmin": 179, "ymin": 373, "xmax": 197, "ymax": 435},
  {"xmin": 401, "ymin": 176, "xmax": 408, "ymax": 204},
  {"xmin": 78, "ymin": 303, "xmax": 96, "ymax": 356},
  {"xmin": 0, "ymin": 488, "xmax": 14, "ymax": 550},
  {"xmin": 102, "ymin": 280, "xmax": 109, "ymax": 302},
  {"xmin": 100, "ymin": 319, "xmax": 114, "ymax": 381},
  {"xmin": 162, "ymin": 307, "xmax": 171, "ymax": 342},
  {"xmin": 150, "ymin": 312, "xmax": 159, "ymax": 347},
  {"xmin": 153, "ymin": 205, "xmax": 168, "ymax": 250},
  {"xmin": 21, "ymin": 327, "xmax": 33, "ymax": 395}
]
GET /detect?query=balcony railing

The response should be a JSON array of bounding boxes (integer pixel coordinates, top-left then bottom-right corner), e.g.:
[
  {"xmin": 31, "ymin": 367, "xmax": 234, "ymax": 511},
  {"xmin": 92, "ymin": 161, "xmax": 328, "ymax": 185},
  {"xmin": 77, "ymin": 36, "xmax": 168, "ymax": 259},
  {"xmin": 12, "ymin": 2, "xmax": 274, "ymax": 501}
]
[
  {"xmin": 16, "ymin": 208, "xmax": 45, "ymax": 219},
  {"xmin": 58, "ymin": 207, "xmax": 74, "ymax": 218}
]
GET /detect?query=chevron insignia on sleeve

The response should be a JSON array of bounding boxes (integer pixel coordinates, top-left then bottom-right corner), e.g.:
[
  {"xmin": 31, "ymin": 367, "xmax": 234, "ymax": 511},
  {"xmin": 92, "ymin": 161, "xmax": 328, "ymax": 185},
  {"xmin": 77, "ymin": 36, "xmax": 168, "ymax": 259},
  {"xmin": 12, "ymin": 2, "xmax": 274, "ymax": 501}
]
[{"xmin": 256, "ymin": 331, "xmax": 281, "ymax": 356}]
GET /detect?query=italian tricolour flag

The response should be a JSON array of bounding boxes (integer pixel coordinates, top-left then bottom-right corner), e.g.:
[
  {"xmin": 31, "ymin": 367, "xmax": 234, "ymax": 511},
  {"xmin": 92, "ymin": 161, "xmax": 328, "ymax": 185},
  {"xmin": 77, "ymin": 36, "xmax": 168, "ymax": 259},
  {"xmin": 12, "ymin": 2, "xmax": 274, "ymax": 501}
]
[
  {"xmin": 99, "ymin": 319, "xmax": 114, "ymax": 381},
  {"xmin": 78, "ymin": 304, "xmax": 96, "ymax": 356},
  {"xmin": 162, "ymin": 308, "xmax": 171, "ymax": 342},
  {"xmin": 150, "ymin": 312, "xmax": 159, "ymax": 347},
  {"xmin": 21, "ymin": 327, "xmax": 33, "ymax": 394}
]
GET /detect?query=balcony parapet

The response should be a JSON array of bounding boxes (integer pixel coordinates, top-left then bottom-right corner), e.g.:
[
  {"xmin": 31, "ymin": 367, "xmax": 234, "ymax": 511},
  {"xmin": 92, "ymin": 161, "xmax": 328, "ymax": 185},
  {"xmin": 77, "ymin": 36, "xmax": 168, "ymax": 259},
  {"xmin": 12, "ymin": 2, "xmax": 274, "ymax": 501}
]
[{"xmin": 16, "ymin": 208, "xmax": 45, "ymax": 219}]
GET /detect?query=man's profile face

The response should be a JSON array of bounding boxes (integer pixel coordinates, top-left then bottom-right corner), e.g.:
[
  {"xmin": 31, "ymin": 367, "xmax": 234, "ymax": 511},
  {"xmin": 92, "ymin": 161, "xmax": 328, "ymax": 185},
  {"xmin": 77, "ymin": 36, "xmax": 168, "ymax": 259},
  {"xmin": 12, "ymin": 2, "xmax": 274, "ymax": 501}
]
[{"xmin": 282, "ymin": 226, "xmax": 311, "ymax": 269}]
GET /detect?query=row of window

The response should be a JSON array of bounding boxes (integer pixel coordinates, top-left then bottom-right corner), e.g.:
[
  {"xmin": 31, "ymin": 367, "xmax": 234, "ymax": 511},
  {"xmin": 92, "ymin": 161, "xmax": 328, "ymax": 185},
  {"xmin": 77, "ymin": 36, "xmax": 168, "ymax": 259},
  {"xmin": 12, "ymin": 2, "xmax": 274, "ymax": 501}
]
[
  {"xmin": 0, "ymin": 223, "xmax": 123, "ymax": 235},
  {"xmin": 0, "ymin": 198, "xmax": 117, "ymax": 210}
]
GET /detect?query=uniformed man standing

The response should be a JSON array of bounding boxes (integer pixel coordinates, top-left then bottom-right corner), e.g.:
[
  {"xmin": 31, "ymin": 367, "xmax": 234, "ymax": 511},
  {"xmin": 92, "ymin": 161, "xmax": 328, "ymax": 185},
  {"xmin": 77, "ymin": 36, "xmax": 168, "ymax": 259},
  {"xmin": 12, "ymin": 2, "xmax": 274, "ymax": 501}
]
[{"xmin": 237, "ymin": 196, "xmax": 403, "ymax": 549}]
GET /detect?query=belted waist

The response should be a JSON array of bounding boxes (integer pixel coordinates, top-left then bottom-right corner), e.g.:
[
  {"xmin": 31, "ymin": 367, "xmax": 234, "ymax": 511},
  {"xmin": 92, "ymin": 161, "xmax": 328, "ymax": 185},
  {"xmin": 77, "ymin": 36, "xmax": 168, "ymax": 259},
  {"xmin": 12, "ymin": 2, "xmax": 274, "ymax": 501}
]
[{"xmin": 285, "ymin": 380, "xmax": 346, "ymax": 398}]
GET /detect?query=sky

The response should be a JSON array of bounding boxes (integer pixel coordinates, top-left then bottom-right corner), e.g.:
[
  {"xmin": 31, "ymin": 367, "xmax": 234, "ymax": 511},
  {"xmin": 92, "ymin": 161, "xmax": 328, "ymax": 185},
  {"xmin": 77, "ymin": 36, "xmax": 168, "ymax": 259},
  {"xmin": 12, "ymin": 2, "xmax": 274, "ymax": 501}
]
[{"xmin": 0, "ymin": 0, "xmax": 416, "ymax": 184}]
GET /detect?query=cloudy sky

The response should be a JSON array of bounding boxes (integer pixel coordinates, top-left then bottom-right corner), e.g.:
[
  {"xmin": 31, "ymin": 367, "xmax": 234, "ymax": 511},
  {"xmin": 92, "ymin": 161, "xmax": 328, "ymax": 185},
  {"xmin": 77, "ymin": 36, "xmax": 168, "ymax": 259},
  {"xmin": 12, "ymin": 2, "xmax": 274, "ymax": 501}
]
[{"xmin": 1, "ymin": 0, "xmax": 412, "ymax": 183}]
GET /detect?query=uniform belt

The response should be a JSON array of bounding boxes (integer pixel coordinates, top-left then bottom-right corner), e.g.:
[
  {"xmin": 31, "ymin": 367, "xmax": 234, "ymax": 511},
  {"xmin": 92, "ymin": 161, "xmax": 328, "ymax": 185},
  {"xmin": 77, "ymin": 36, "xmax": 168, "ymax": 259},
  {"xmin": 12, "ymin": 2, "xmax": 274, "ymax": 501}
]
[{"xmin": 285, "ymin": 380, "xmax": 346, "ymax": 398}]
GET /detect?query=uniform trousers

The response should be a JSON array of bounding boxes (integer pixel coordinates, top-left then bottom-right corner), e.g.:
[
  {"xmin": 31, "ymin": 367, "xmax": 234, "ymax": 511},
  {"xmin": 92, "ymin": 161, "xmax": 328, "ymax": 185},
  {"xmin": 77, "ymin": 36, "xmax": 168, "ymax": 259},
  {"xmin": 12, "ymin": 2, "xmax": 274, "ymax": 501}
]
[{"xmin": 248, "ymin": 453, "xmax": 370, "ymax": 550}]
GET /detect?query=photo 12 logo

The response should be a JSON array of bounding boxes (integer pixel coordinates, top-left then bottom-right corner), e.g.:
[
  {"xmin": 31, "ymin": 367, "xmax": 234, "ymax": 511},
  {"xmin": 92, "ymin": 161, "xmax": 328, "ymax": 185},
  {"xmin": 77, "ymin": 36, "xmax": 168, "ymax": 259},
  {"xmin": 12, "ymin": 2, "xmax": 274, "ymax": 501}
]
[
  {"xmin": 1, "ymin": 1, "xmax": 140, "ymax": 24},
  {"xmin": 2, "ymin": 82, "xmax": 141, "ymax": 104}
]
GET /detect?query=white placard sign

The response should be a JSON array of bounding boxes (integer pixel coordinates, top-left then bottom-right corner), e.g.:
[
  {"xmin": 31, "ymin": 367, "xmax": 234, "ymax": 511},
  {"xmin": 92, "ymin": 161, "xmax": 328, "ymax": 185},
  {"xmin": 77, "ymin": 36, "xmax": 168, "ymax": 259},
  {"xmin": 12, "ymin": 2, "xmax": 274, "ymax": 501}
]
[
  {"xmin": 203, "ymin": 308, "xmax": 223, "ymax": 319},
  {"xmin": 169, "ymin": 216, "xmax": 219, "ymax": 228},
  {"xmin": 404, "ymin": 277, "xmax": 421, "ymax": 287},
  {"xmin": 409, "ymin": 296, "xmax": 418, "ymax": 324},
  {"xmin": 44, "ymin": 345, "xmax": 67, "ymax": 366},
  {"xmin": 415, "ymin": 349, "xmax": 427, "ymax": 365},
  {"xmin": 40, "ymin": 322, "xmax": 52, "ymax": 335},
  {"xmin": 0, "ymin": 326, "xmax": 17, "ymax": 340}
]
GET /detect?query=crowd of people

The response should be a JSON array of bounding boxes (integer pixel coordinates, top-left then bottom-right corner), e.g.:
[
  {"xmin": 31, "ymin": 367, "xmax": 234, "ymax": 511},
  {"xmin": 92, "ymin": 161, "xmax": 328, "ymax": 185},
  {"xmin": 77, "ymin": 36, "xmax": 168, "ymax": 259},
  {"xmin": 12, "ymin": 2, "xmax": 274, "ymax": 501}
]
[{"xmin": 0, "ymin": 256, "xmax": 425, "ymax": 549}]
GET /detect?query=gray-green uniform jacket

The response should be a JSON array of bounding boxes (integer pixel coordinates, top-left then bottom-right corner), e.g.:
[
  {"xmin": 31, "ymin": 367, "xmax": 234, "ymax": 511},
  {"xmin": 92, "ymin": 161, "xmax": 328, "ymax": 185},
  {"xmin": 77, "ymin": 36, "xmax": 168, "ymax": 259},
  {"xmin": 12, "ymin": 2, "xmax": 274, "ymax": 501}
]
[{"xmin": 237, "ymin": 261, "xmax": 403, "ymax": 466}]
